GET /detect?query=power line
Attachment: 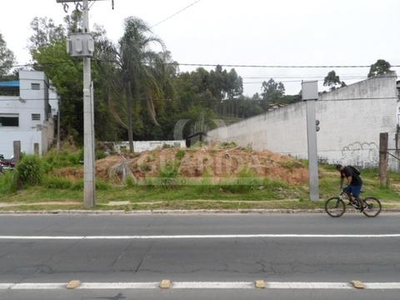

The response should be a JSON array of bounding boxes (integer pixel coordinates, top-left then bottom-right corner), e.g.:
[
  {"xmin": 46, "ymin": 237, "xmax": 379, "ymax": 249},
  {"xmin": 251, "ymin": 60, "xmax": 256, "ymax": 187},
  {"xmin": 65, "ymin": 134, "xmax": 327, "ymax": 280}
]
[
  {"xmin": 242, "ymin": 75, "xmax": 370, "ymax": 80},
  {"xmin": 177, "ymin": 63, "xmax": 400, "ymax": 69},
  {"xmin": 150, "ymin": 0, "xmax": 202, "ymax": 29},
  {"xmin": 242, "ymin": 77, "xmax": 369, "ymax": 85},
  {"xmin": 1, "ymin": 94, "xmax": 397, "ymax": 103},
  {"xmin": 10, "ymin": 60, "xmax": 400, "ymax": 70}
]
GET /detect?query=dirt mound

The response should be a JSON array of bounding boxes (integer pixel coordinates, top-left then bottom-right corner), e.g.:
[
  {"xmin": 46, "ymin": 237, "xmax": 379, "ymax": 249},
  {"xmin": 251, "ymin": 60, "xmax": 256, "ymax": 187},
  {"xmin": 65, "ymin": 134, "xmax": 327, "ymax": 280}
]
[{"xmin": 92, "ymin": 144, "xmax": 309, "ymax": 185}]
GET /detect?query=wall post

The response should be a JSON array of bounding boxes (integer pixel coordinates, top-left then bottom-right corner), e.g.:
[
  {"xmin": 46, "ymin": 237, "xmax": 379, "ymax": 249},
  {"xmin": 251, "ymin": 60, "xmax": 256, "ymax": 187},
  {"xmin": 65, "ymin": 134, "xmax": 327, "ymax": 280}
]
[
  {"xmin": 13, "ymin": 141, "xmax": 21, "ymax": 165},
  {"xmin": 302, "ymin": 81, "xmax": 319, "ymax": 202},
  {"xmin": 379, "ymin": 132, "xmax": 389, "ymax": 187}
]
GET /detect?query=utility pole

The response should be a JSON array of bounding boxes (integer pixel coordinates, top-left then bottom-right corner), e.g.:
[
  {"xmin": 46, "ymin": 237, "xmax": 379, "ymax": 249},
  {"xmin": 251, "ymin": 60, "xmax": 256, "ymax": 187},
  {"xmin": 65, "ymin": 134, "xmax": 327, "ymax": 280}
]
[
  {"xmin": 82, "ymin": 0, "xmax": 96, "ymax": 208},
  {"xmin": 302, "ymin": 81, "xmax": 319, "ymax": 202},
  {"xmin": 57, "ymin": 0, "xmax": 96, "ymax": 208}
]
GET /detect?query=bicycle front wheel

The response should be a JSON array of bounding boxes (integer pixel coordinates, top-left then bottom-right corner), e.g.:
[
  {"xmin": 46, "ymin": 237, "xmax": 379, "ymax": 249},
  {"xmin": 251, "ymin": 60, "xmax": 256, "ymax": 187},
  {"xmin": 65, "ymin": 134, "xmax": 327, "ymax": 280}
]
[
  {"xmin": 325, "ymin": 197, "xmax": 346, "ymax": 217},
  {"xmin": 362, "ymin": 197, "xmax": 382, "ymax": 217}
]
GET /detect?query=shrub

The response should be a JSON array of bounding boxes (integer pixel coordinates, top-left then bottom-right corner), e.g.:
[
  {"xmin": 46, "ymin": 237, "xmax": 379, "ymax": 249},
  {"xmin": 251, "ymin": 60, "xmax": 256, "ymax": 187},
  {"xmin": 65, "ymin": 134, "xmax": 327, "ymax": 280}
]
[
  {"xmin": 43, "ymin": 148, "xmax": 83, "ymax": 170},
  {"xmin": 158, "ymin": 161, "xmax": 179, "ymax": 188},
  {"xmin": 176, "ymin": 149, "xmax": 186, "ymax": 160},
  {"xmin": 16, "ymin": 154, "xmax": 44, "ymax": 186},
  {"xmin": 125, "ymin": 176, "xmax": 136, "ymax": 187},
  {"xmin": 159, "ymin": 161, "xmax": 179, "ymax": 178}
]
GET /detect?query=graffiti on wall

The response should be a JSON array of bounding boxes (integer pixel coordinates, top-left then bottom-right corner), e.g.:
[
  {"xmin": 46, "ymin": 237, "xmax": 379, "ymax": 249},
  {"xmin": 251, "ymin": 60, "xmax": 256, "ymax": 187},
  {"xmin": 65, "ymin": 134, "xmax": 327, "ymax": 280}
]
[{"xmin": 341, "ymin": 141, "xmax": 379, "ymax": 167}]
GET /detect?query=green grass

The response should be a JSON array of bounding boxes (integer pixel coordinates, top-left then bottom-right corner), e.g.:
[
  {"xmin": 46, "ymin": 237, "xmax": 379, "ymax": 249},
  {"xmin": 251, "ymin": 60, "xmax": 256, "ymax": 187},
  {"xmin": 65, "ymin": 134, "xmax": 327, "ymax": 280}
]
[{"xmin": 0, "ymin": 162, "xmax": 399, "ymax": 211}]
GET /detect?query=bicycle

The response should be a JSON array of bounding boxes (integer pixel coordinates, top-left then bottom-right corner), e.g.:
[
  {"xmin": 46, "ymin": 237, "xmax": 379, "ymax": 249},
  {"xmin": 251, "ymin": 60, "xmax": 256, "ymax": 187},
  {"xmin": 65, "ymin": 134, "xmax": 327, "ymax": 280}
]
[{"xmin": 325, "ymin": 190, "xmax": 382, "ymax": 218}]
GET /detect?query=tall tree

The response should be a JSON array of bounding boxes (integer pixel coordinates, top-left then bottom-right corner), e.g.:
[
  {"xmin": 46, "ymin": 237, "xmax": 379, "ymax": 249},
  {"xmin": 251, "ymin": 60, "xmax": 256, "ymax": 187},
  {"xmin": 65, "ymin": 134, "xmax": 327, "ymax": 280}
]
[
  {"xmin": 0, "ymin": 33, "xmax": 15, "ymax": 77},
  {"xmin": 120, "ymin": 17, "xmax": 167, "ymax": 151},
  {"xmin": 260, "ymin": 78, "xmax": 285, "ymax": 109},
  {"xmin": 225, "ymin": 68, "xmax": 243, "ymax": 99},
  {"xmin": 96, "ymin": 17, "xmax": 175, "ymax": 150},
  {"xmin": 29, "ymin": 13, "xmax": 84, "ymax": 142},
  {"xmin": 208, "ymin": 65, "xmax": 243, "ymax": 102},
  {"xmin": 173, "ymin": 66, "xmax": 243, "ymax": 117},
  {"xmin": 29, "ymin": 17, "xmax": 66, "ymax": 50},
  {"xmin": 144, "ymin": 50, "xmax": 178, "ymax": 126},
  {"xmin": 323, "ymin": 70, "xmax": 346, "ymax": 91},
  {"xmin": 29, "ymin": 12, "xmax": 121, "ymax": 143},
  {"xmin": 368, "ymin": 59, "xmax": 391, "ymax": 78}
]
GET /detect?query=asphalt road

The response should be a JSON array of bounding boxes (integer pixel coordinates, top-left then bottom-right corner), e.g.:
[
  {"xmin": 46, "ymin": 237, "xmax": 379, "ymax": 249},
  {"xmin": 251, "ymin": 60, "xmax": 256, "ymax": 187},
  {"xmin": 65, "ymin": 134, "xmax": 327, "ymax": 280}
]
[{"xmin": 0, "ymin": 212, "xmax": 399, "ymax": 299}]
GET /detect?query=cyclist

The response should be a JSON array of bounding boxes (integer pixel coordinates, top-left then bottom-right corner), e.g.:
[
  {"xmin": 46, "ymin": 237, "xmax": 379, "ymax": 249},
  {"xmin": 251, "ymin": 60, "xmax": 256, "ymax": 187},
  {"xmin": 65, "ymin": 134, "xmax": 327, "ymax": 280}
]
[{"xmin": 335, "ymin": 164, "xmax": 363, "ymax": 209}]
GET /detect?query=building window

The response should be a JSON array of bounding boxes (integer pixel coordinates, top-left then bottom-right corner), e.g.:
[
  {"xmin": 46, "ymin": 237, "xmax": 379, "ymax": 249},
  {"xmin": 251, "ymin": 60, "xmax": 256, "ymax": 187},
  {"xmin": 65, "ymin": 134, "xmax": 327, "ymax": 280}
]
[
  {"xmin": 31, "ymin": 83, "xmax": 40, "ymax": 90},
  {"xmin": 32, "ymin": 113, "xmax": 41, "ymax": 121},
  {"xmin": 0, "ymin": 114, "xmax": 19, "ymax": 127}
]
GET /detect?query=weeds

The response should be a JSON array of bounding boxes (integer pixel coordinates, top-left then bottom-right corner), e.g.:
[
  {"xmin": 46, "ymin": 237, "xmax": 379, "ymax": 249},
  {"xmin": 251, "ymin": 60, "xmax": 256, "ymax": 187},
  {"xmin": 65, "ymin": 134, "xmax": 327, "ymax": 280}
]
[
  {"xmin": 0, "ymin": 171, "xmax": 17, "ymax": 194},
  {"xmin": 43, "ymin": 148, "xmax": 83, "ymax": 170},
  {"xmin": 43, "ymin": 176, "xmax": 73, "ymax": 189},
  {"xmin": 16, "ymin": 154, "xmax": 44, "ymax": 186},
  {"xmin": 176, "ymin": 149, "xmax": 186, "ymax": 161},
  {"xmin": 0, "ymin": 147, "xmax": 399, "ymax": 211}
]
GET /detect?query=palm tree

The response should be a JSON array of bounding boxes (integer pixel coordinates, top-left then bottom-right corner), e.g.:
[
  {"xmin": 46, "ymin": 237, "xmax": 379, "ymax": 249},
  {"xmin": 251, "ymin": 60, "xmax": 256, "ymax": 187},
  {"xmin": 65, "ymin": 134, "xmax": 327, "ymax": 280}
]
[
  {"xmin": 145, "ymin": 50, "xmax": 178, "ymax": 125},
  {"xmin": 95, "ymin": 17, "xmax": 178, "ymax": 149},
  {"xmin": 117, "ymin": 17, "xmax": 164, "ymax": 151},
  {"xmin": 98, "ymin": 17, "xmax": 179, "ymax": 151}
]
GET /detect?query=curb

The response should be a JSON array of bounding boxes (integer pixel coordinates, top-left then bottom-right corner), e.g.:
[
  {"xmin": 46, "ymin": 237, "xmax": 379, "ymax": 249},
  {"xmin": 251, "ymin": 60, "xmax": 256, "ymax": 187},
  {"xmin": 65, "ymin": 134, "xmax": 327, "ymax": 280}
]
[{"xmin": 0, "ymin": 208, "xmax": 400, "ymax": 215}]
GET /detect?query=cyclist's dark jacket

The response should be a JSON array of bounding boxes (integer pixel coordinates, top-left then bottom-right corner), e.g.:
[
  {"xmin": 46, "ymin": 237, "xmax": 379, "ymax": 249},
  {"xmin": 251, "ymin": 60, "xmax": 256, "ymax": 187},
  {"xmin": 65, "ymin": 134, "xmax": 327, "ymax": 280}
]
[{"xmin": 341, "ymin": 166, "xmax": 362, "ymax": 186}]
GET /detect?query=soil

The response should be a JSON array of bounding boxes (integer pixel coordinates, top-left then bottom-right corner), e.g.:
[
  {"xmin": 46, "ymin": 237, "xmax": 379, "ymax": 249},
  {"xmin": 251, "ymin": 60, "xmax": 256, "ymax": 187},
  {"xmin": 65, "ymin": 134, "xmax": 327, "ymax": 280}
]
[{"xmin": 54, "ymin": 144, "xmax": 309, "ymax": 185}]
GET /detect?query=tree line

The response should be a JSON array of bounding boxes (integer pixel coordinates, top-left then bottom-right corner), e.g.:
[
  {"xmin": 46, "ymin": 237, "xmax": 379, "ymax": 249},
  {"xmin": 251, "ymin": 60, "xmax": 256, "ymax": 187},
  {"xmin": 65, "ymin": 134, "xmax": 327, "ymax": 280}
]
[{"xmin": 0, "ymin": 10, "xmax": 394, "ymax": 149}]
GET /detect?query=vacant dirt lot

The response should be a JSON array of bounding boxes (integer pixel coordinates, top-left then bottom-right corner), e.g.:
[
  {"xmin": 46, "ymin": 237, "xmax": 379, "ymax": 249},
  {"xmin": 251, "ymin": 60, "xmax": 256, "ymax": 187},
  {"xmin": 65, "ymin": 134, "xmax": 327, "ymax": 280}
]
[{"xmin": 90, "ymin": 144, "xmax": 310, "ymax": 185}]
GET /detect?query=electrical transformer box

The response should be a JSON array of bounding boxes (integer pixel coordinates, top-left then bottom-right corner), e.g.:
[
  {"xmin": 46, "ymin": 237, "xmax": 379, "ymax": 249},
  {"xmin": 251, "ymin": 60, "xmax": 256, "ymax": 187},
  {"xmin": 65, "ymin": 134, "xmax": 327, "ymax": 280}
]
[{"xmin": 67, "ymin": 33, "xmax": 94, "ymax": 57}]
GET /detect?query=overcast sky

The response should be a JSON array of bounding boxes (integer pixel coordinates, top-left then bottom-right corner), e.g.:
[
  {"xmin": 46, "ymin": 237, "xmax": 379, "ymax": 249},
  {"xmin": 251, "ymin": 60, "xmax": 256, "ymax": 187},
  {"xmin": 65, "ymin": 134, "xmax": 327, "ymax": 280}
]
[{"xmin": 1, "ymin": 0, "xmax": 399, "ymax": 96}]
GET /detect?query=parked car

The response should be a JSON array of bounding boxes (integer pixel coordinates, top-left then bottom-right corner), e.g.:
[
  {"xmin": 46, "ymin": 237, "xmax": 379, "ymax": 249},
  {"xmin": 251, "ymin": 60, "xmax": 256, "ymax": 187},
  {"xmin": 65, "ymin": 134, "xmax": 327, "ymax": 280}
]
[{"xmin": 0, "ymin": 154, "xmax": 15, "ymax": 170}]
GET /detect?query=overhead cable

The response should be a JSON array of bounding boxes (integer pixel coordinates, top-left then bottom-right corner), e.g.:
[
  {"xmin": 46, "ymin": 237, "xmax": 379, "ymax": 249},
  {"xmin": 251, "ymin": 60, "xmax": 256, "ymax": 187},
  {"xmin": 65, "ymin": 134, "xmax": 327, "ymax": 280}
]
[{"xmin": 150, "ymin": 0, "xmax": 202, "ymax": 29}]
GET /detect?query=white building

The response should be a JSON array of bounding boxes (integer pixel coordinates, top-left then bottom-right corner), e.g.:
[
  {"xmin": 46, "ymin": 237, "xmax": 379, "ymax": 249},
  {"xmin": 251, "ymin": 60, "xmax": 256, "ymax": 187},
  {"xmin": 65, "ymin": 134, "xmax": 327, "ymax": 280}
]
[
  {"xmin": 0, "ymin": 70, "xmax": 58, "ymax": 158},
  {"xmin": 207, "ymin": 73, "xmax": 400, "ymax": 171}
]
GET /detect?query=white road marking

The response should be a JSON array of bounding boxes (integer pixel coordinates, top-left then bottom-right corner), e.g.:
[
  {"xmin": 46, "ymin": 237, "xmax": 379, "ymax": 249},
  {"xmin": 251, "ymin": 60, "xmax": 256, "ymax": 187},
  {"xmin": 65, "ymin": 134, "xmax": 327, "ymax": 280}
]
[
  {"xmin": 267, "ymin": 282, "xmax": 353, "ymax": 289},
  {"xmin": 80, "ymin": 282, "xmax": 159, "ymax": 289},
  {"xmin": 0, "ymin": 284, "xmax": 12, "ymax": 289},
  {"xmin": 9, "ymin": 283, "xmax": 66, "ymax": 289},
  {"xmin": 0, "ymin": 234, "xmax": 400, "ymax": 240},
  {"xmin": 365, "ymin": 283, "xmax": 400, "ymax": 289},
  {"xmin": 172, "ymin": 282, "xmax": 254, "ymax": 289},
  {"xmin": 1, "ymin": 282, "xmax": 400, "ymax": 290}
]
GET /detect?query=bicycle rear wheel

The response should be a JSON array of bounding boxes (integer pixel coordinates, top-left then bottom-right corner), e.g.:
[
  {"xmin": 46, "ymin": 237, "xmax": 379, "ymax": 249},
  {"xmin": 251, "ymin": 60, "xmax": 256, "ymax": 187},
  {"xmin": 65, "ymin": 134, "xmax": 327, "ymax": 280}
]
[
  {"xmin": 325, "ymin": 197, "xmax": 346, "ymax": 217},
  {"xmin": 362, "ymin": 197, "xmax": 382, "ymax": 217}
]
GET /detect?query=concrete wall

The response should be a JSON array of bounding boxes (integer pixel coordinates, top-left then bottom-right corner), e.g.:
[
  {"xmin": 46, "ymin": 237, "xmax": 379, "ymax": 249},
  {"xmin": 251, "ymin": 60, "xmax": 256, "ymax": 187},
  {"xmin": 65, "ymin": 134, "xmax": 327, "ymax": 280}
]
[
  {"xmin": 108, "ymin": 140, "xmax": 186, "ymax": 153},
  {"xmin": 207, "ymin": 73, "xmax": 400, "ymax": 171}
]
